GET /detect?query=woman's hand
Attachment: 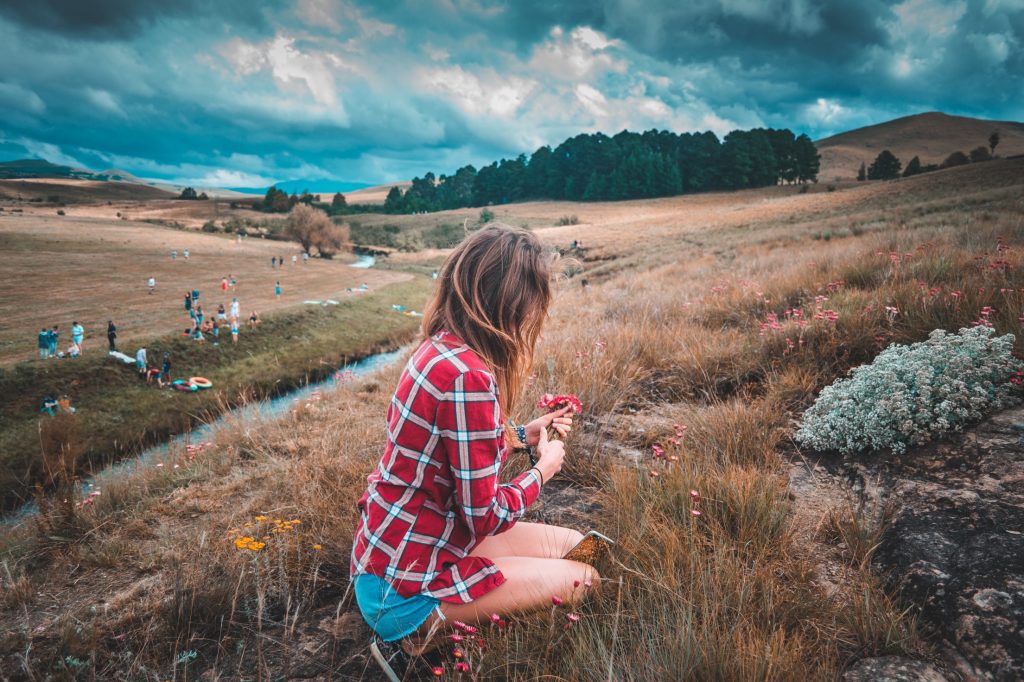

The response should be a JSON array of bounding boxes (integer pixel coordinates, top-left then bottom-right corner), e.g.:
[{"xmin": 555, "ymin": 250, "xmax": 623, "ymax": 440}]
[
  {"xmin": 534, "ymin": 424, "xmax": 566, "ymax": 483},
  {"xmin": 524, "ymin": 405, "xmax": 574, "ymax": 445}
]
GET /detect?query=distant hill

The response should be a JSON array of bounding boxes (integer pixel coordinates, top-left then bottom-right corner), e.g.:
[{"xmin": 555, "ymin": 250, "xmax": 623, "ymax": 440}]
[
  {"xmin": 0, "ymin": 159, "xmax": 96, "ymax": 180},
  {"xmin": 0, "ymin": 178, "xmax": 175, "ymax": 202},
  {"xmin": 341, "ymin": 181, "xmax": 412, "ymax": 205},
  {"xmin": 816, "ymin": 112, "xmax": 1024, "ymax": 180},
  {"xmin": 236, "ymin": 179, "xmax": 372, "ymax": 196}
]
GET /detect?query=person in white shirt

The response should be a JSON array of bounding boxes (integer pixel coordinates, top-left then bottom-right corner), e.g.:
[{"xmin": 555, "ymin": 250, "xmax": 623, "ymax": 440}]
[
  {"xmin": 230, "ymin": 297, "xmax": 240, "ymax": 320},
  {"xmin": 147, "ymin": 276, "xmax": 156, "ymax": 294},
  {"xmin": 135, "ymin": 347, "xmax": 147, "ymax": 374}
]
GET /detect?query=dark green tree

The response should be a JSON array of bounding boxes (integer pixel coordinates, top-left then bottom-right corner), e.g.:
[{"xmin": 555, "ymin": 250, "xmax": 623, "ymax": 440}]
[
  {"xmin": 331, "ymin": 192, "xmax": 347, "ymax": 209},
  {"xmin": 179, "ymin": 187, "xmax": 198, "ymax": 200},
  {"xmin": 383, "ymin": 186, "xmax": 404, "ymax": 213},
  {"xmin": 903, "ymin": 156, "xmax": 922, "ymax": 177},
  {"xmin": 969, "ymin": 146, "xmax": 991, "ymax": 162},
  {"xmin": 867, "ymin": 150, "xmax": 901, "ymax": 180},
  {"xmin": 989, "ymin": 130, "xmax": 1000, "ymax": 156},
  {"xmin": 857, "ymin": 162, "xmax": 867, "ymax": 181},
  {"xmin": 794, "ymin": 134, "xmax": 821, "ymax": 183},
  {"xmin": 942, "ymin": 151, "xmax": 970, "ymax": 168}
]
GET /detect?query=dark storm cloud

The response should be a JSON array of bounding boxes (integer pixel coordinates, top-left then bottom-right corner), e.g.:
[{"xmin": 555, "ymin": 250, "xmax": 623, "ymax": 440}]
[
  {"xmin": 0, "ymin": 0, "xmax": 280, "ymax": 39},
  {"xmin": 0, "ymin": 0, "xmax": 1020, "ymax": 187}
]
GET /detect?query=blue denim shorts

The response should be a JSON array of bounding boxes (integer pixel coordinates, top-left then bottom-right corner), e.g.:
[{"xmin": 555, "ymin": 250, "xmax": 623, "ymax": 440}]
[{"xmin": 354, "ymin": 573, "xmax": 441, "ymax": 642}]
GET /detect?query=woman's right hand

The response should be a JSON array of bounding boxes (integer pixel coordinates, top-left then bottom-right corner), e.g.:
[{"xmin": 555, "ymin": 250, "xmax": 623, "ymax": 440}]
[{"xmin": 534, "ymin": 424, "xmax": 565, "ymax": 483}]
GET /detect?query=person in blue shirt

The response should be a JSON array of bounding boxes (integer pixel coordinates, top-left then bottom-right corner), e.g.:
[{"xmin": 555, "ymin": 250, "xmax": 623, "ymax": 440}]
[
  {"xmin": 48, "ymin": 325, "xmax": 59, "ymax": 357},
  {"xmin": 71, "ymin": 321, "xmax": 85, "ymax": 353},
  {"xmin": 184, "ymin": 292, "xmax": 192, "ymax": 311},
  {"xmin": 38, "ymin": 328, "xmax": 50, "ymax": 359},
  {"xmin": 275, "ymin": 281, "xmax": 282, "ymax": 298},
  {"xmin": 160, "ymin": 353, "xmax": 171, "ymax": 387}
]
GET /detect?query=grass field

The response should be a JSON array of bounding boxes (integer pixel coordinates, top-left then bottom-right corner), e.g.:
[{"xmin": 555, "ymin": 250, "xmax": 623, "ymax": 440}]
[
  {"xmin": 1, "ymin": 158, "xmax": 1022, "ymax": 679},
  {"xmin": 0, "ymin": 211, "xmax": 411, "ymax": 365},
  {"xmin": 0, "ymin": 277, "xmax": 430, "ymax": 510}
]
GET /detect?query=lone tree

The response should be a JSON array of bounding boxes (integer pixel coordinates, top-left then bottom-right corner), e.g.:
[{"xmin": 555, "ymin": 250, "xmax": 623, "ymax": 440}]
[
  {"xmin": 857, "ymin": 162, "xmax": 867, "ymax": 181},
  {"xmin": 969, "ymin": 146, "xmax": 991, "ymax": 163},
  {"xmin": 332, "ymin": 192, "xmax": 347, "ymax": 209},
  {"xmin": 179, "ymin": 187, "xmax": 198, "ymax": 200},
  {"xmin": 989, "ymin": 130, "xmax": 1000, "ymax": 156},
  {"xmin": 942, "ymin": 151, "xmax": 970, "ymax": 168},
  {"xmin": 285, "ymin": 204, "xmax": 349, "ymax": 258},
  {"xmin": 867, "ymin": 150, "xmax": 901, "ymax": 180},
  {"xmin": 903, "ymin": 156, "xmax": 922, "ymax": 177}
]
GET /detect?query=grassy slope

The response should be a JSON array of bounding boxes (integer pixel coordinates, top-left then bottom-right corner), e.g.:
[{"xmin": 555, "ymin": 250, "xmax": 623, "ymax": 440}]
[
  {"xmin": 2, "ymin": 160, "xmax": 1023, "ymax": 679},
  {"xmin": 0, "ymin": 277, "xmax": 430, "ymax": 509}
]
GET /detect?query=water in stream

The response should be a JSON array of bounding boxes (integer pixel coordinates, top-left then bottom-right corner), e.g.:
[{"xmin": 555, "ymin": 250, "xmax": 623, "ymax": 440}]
[{"xmin": 4, "ymin": 347, "xmax": 407, "ymax": 525}]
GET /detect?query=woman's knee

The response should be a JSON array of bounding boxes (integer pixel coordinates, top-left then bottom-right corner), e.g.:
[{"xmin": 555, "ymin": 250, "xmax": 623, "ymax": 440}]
[{"xmin": 563, "ymin": 560, "xmax": 600, "ymax": 601}]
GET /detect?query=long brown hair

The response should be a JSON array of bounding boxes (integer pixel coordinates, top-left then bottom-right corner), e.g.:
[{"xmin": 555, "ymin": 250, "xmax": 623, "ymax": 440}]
[{"xmin": 422, "ymin": 224, "xmax": 552, "ymax": 415}]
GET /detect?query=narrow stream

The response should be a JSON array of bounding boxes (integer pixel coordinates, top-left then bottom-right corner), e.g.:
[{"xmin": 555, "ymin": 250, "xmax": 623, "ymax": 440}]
[
  {"xmin": 350, "ymin": 254, "xmax": 376, "ymax": 268},
  {"xmin": 3, "ymin": 347, "xmax": 407, "ymax": 526}
]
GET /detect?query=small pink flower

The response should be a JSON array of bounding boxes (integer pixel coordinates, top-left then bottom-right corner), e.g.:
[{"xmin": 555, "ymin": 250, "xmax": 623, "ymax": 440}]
[
  {"xmin": 490, "ymin": 613, "xmax": 501, "ymax": 623},
  {"xmin": 691, "ymin": 509, "xmax": 702, "ymax": 517},
  {"xmin": 463, "ymin": 625, "xmax": 477, "ymax": 635},
  {"xmin": 450, "ymin": 633, "xmax": 463, "ymax": 643},
  {"xmin": 584, "ymin": 580, "xmax": 593, "ymax": 588},
  {"xmin": 551, "ymin": 595, "xmax": 563, "ymax": 606},
  {"xmin": 433, "ymin": 666, "xmax": 444, "ymax": 677},
  {"xmin": 567, "ymin": 612, "xmax": 580, "ymax": 623},
  {"xmin": 455, "ymin": 662, "xmax": 470, "ymax": 673},
  {"xmin": 453, "ymin": 648, "xmax": 464, "ymax": 660},
  {"xmin": 573, "ymin": 580, "xmax": 580, "ymax": 588},
  {"xmin": 452, "ymin": 620, "xmax": 467, "ymax": 631}
]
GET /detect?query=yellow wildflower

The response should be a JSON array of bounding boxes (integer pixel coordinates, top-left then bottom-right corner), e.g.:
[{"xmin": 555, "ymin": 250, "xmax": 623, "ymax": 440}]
[{"xmin": 313, "ymin": 544, "xmax": 322, "ymax": 551}]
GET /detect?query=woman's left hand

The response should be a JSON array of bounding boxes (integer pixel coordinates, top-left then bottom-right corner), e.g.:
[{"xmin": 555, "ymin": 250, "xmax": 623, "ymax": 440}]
[{"xmin": 524, "ymin": 406, "xmax": 574, "ymax": 445}]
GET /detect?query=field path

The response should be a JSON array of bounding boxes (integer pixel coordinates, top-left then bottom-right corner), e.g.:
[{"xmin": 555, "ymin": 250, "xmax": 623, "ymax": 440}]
[{"xmin": 0, "ymin": 213, "xmax": 411, "ymax": 365}]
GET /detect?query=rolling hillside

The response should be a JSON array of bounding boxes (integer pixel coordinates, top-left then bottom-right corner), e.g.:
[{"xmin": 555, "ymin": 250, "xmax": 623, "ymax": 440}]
[{"xmin": 816, "ymin": 111, "xmax": 1024, "ymax": 180}]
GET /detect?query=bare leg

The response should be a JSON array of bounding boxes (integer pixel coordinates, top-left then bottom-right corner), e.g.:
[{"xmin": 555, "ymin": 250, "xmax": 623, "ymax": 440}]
[
  {"xmin": 471, "ymin": 522, "xmax": 583, "ymax": 560},
  {"xmin": 408, "ymin": 523, "xmax": 598, "ymax": 650}
]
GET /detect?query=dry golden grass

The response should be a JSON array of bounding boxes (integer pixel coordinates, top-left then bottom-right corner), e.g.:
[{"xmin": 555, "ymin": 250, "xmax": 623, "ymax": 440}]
[
  {"xmin": 1, "ymin": 158, "xmax": 1022, "ymax": 679},
  {"xmin": 0, "ymin": 212, "xmax": 410, "ymax": 364},
  {"xmin": 816, "ymin": 111, "xmax": 1024, "ymax": 180}
]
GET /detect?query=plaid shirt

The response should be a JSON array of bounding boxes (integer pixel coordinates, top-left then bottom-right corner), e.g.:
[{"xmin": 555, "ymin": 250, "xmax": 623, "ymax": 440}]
[{"xmin": 350, "ymin": 330, "xmax": 543, "ymax": 603}]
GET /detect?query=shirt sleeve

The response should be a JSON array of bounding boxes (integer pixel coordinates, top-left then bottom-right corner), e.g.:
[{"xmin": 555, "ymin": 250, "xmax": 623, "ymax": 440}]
[{"xmin": 436, "ymin": 369, "xmax": 542, "ymax": 541}]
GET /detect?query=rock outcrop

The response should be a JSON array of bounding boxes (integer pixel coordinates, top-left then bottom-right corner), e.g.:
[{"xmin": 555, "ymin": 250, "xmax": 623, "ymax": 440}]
[{"xmin": 863, "ymin": 406, "xmax": 1024, "ymax": 680}]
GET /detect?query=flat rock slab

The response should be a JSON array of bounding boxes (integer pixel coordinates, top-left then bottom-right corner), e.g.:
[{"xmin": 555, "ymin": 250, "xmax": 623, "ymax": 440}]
[
  {"xmin": 864, "ymin": 406, "xmax": 1024, "ymax": 681},
  {"xmin": 842, "ymin": 656, "xmax": 949, "ymax": 681}
]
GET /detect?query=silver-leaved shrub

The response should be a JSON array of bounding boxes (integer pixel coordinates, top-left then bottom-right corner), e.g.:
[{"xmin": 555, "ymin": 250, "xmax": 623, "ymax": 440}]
[{"xmin": 796, "ymin": 326, "xmax": 1023, "ymax": 454}]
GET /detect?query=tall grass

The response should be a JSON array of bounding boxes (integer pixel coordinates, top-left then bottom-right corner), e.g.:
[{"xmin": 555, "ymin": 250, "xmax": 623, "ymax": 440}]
[{"xmin": 3, "ymin": 172, "xmax": 1022, "ymax": 678}]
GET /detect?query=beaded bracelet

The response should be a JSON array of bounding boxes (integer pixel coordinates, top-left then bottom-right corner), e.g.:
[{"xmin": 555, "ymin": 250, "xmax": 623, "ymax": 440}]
[{"xmin": 511, "ymin": 422, "xmax": 537, "ymax": 465}]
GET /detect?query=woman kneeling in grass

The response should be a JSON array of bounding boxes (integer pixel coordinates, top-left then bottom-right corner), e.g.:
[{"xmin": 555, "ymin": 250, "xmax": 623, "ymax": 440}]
[{"xmin": 351, "ymin": 224, "xmax": 596, "ymax": 678}]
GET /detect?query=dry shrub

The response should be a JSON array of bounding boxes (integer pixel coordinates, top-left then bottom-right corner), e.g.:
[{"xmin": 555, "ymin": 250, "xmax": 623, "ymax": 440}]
[{"xmin": 32, "ymin": 413, "xmax": 86, "ymax": 543}]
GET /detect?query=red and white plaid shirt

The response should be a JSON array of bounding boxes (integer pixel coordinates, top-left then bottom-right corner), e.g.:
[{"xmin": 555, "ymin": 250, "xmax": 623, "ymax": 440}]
[{"xmin": 350, "ymin": 330, "xmax": 543, "ymax": 603}]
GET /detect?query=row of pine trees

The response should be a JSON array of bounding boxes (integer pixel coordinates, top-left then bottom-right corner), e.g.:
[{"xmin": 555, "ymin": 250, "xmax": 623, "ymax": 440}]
[{"xmin": 383, "ymin": 127, "xmax": 820, "ymax": 213}]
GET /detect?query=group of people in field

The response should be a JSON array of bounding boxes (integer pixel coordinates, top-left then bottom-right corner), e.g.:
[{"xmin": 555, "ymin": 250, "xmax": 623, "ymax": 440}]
[
  {"xmin": 133, "ymin": 345, "xmax": 173, "ymax": 387},
  {"xmin": 34, "ymin": 241, "xmax": 295, "ymax": 410},
  {"xmin": 183, "ymin": 284, "xmax": 257, "ymax": 345},
  {"xmin": 36, "ymin": 322, "xmax": 85, "ymax": 359},
  {"xmin": 271, "ymin": 253, "xmax": 307, "ymax": 268}
]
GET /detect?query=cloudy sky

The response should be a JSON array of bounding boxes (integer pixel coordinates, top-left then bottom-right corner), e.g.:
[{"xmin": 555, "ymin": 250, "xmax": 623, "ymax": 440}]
[{"xmin": 0, "ymin": 0, "xmax": 1021, "ymax": 189}]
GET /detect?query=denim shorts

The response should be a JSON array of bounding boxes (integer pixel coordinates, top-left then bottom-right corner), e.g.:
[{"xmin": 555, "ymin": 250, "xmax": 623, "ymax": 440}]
[{"xmin": 354, "ymin": 573, "xmax": 441, "ymax": 642}]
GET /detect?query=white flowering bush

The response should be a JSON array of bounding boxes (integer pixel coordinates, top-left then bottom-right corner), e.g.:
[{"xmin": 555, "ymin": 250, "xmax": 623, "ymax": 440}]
[{"xmin": 796, "ymin": 326, "xmax": 1023, "ymax": 454}]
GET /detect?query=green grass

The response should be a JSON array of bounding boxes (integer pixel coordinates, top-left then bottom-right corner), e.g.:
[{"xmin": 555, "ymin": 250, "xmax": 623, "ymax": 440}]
[{"xmin": 0, "ymin": 277, "xmax": 430, "ymax": 510}]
